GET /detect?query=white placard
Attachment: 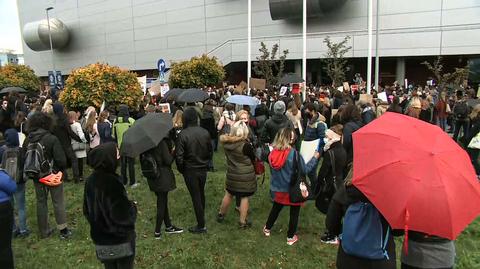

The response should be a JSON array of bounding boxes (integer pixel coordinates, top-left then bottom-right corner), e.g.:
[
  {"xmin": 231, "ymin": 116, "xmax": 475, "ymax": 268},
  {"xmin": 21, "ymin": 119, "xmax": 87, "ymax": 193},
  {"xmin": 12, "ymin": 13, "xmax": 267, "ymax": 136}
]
[{"xmin": 300, "ymin": 139, "xmax": 319, "ymax": 163}]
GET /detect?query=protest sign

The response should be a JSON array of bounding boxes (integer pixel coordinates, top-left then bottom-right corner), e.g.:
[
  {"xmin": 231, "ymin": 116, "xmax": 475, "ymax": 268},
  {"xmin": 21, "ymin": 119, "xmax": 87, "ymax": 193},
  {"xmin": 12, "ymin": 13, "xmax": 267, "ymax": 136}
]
[{"xmin": 250, "ymin": 78, "xmax": 266, "ymax": 90}]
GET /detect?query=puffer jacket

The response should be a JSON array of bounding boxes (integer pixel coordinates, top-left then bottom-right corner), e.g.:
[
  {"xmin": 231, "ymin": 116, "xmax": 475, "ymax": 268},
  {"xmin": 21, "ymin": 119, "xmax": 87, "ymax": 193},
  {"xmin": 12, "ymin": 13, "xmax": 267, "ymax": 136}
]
[
  {"xmin": 304, "ymin": 112, "xmax": 327, "ymax": 142},
  {"xmin": 220, "ymin": 135, "xmax": 256, "ymax": 193},
  {"xmin": 261, "ymin": 114, "xmax": 294, "ymax": 144}
]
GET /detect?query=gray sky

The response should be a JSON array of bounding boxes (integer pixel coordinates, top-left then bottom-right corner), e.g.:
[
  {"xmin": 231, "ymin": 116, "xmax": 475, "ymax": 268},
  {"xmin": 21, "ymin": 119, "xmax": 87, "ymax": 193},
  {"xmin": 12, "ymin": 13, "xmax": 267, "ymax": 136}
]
[{"xmin": 0, "ymin": 0, "xmax": 22, "ymax": 53}]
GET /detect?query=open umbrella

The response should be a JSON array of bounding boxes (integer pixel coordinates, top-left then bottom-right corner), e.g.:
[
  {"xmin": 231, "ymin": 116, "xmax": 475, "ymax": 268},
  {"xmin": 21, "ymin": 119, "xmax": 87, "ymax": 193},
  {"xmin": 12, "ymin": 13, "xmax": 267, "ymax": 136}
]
[
  {"xmin": 352, "ymin": 112, "xmax": 480, "ymax": 240},
  {"xmin": 163, "ymin": 88, "xmax": 184, "ymax": 100},
  {"xmin": 226, "ymin": 95, "xmax": 260, "ymax": 106},
  {"xmin": 120, "ymin": 113, "xmax": 173, "ymax": 158},
  {"xmin": 279, "ymin": 73, "xmax": 304, "ymax": 85},
  {"xmin": 176, "ymin": 88, "xmax": 209, "ymax": 103},
  {"xmin": 0, "ymin": 87, "xmax": 27, "ymax": 94}
]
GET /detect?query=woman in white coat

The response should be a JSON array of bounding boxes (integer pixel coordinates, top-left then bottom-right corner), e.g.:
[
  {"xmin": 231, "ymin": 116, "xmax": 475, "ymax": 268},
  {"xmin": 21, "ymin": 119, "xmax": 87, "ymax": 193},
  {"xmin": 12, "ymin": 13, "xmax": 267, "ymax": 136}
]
[{"xmin": 69, "ymin": 111, "xmax": 88, "ymax": 183}]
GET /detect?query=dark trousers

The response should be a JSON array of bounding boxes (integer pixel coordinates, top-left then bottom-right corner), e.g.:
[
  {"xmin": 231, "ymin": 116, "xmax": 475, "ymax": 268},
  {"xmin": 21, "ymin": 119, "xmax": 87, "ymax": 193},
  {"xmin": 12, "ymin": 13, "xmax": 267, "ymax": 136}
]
[
  {"xmin": 453, "ymin": 120, "xmax": 469, "ymax": 142},
  {"xmin": 121, "ymin": 156, "xmax": 136, "ymax": 186},
  {"xmin": 265, "ymin": 202, "xmax": 300, "ymax": 238},
  {"xmin": 401, "ymin": 264, "xmax": 452, "ymax": 269},
  {"xmin": 102, "ymin": 240, "xmax": 135, "ymax": 269},
  {"xmin": 77, "ymin": 157, "xmax": 84, "ymax": 178},
  {"xmin": 0, "ymin": 201, "xmax": 14, "ymax": 269},
  {"xmin": 155, "ymin": 192, "xmax": 172, "ymax": 233},
  {"xmin": 469, "ymin": 148, "xmax": 480, "ymax": 175},
  {"xmin": 183, "ymin": 169, "xmax": 207, "ymax": 228},
  {"xmin": 33, "ymin": 181, "xmax": 68, "ymax": 236},
  {"xmin": 64, "ymin": 146, "xmax": 80, "ymax": 181}
]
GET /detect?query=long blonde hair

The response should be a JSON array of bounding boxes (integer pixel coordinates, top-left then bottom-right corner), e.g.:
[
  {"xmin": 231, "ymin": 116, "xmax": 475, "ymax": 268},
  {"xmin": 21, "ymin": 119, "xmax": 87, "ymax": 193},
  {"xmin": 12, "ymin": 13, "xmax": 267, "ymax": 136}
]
[
  {"xmin": 272, "ymin": 127, "xmax": 295, "ymax": 150},
  {"xmin": 470, "ymin": 104, "xmax": 480, "ymax": 120},
  {"xmin": 229, "ymin": 121, "xmax": 249, "ymax": 139},
  {"xmin": 86, "ymin": 109, "xmax": 97, "ymax": 133},
  {"xmin": 173, "ymin": 110, "xmax": 183, "ymax": 128}
]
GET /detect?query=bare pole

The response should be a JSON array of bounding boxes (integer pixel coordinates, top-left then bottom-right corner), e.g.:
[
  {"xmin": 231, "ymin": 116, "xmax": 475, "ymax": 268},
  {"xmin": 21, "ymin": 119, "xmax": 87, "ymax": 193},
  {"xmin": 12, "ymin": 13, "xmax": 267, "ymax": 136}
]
[
  {"xmin": 302, "ymin": 0, "xmax": 307, "ymax": 101},
  {"xmin": 46, "ymin": 7, "xmax": 55, "ymax": 72},
  {"xmin": 374, "ymin": 0, "xmax": 380, "ymax": 93},
  {"xmin": 367, "ymin": 0, "xmax": 373, "ymax": 94},
  {"xmin": 247, "ymin": 0, "xmax": 252, "ymax": 87}
]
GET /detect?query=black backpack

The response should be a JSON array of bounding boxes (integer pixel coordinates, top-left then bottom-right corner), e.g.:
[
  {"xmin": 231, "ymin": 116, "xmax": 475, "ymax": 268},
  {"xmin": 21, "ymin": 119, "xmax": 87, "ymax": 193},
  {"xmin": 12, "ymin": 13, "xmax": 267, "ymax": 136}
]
[
  {"xmin": 1, "ymin": 147, "xmax": 21, "ymax": 183},
  {"xmin": 140, "ymin": 151, "xmax": 159, "ymax": 179},
  {"xmin": 23, "ymin": 141, "xmax": 51, "ymax": 180},
  {"xmin": 453, "ymin": 101, "xmax": 469, "ymax": 119}
]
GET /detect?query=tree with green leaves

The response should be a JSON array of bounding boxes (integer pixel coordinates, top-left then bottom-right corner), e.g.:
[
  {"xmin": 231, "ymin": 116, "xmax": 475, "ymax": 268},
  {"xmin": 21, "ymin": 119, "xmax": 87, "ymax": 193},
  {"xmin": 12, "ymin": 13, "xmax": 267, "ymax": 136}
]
[
  {"xmin": 253, "ymin": 42, "xmax": 289, "ymax": 88},
  {"xmin": 0, "ymin": 64, "xmax": 40, "ymax": 94},
  {"xmin": 422, "ymin": 56, "xmax": 470, "ymax": 90},
  {"xmin": 322, "ymin": 36, "xmax": 352, "ymax": 87},
  {"xmin": 169, "ymin": 54, "xmax": 225, "ymax": 89}
]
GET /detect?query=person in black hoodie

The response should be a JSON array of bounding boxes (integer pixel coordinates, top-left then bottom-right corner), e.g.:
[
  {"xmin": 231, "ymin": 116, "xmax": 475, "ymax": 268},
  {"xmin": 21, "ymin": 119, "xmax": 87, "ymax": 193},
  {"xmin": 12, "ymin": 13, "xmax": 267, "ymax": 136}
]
[
  {"xmin": 340, "ymin": 105, "xmax": 363, "ymax": 165},
  {"xmin": 52, "ymin": 102, "xmax": 81, "ymax": 182},
  {"xmin": 200, "ymin": 103, "xmax": 218, "ymax": 172},
  {"xmin": 260, "ymin": 101, "xmax": 294, "ymax": 144},
  {"xmin": 83, "ymin": 143, "xmax": 137, "ymax": 269},
  {"xmin": 144, "ymin": 138, "xmax": 183, "ymax": 239},
  {"xmin": 175, "ymin": 107, "xmax": 212, "ymax": 234},
  {"xmin": 22, "ymin": 112, "xmax": 71, "ymax": 239}
]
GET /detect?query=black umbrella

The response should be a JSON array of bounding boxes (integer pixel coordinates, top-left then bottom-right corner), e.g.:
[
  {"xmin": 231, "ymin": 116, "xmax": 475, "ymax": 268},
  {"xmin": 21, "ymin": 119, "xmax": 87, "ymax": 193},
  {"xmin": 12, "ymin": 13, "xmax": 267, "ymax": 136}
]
[
  {"xmin": 176, "ymin": 88, "xmax": 209, "ymax": 103},
  {"xmin": 0, "ymin": 87, "xmax": 27, "ymax": 94},
  {"xmin": 120, "ymin": 113, "xmax": 173, "ymax": 158},
  {"xmin": 279, "ymin": 73, "xmax": 304, "ymax": 85},
  {"xmin": 163, "ymin": 88, "xmax": 184, "ymax": 100}
]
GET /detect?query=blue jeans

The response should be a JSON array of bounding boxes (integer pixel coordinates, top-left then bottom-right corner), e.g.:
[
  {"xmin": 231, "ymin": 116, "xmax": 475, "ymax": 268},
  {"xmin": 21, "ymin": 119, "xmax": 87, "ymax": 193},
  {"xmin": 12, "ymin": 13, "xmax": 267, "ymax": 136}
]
[
  {"xmin": 12, "ymin": 183, "xmax": 28, "ymax": 233},
  {"xmin": 438, "ymin": 118, "xmax": 447, "ymax": 131}
]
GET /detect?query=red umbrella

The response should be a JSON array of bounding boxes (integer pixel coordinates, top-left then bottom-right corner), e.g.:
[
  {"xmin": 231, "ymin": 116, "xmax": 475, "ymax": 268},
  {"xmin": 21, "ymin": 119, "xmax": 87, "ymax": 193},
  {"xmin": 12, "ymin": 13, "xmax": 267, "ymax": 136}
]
[{"xmin": 352, "ymin": 112, "xmax": 480, "ymax": 240}]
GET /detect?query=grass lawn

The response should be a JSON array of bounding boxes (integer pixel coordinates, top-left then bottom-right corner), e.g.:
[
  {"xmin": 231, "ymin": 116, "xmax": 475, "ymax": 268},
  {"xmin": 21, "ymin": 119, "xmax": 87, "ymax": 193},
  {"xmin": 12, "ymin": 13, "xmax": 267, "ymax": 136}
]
[{"xmin": 12, "ymin": 148, "xmax": 480, "ymax": 269}]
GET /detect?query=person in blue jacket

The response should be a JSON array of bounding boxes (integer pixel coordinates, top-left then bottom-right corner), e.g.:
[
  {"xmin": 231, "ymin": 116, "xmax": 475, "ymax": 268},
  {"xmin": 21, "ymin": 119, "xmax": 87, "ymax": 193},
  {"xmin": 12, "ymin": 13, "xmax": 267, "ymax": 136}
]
[{"xmin": 0, "ymin": 169, "xmax": 17, "ymax": 269}]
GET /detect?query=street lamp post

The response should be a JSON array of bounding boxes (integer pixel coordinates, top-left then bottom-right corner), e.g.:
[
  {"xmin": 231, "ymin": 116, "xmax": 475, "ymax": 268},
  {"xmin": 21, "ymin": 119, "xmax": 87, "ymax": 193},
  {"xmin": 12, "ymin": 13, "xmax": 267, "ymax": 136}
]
[{"xmin": 45, "ymin": 7, "xmax": 55, "ymax": 73}]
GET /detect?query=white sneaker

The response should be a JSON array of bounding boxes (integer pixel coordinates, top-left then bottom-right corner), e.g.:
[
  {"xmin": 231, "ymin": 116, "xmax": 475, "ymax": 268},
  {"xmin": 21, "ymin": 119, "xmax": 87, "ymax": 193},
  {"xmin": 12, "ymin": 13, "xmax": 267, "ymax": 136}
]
[{"xmin": 130, "ymin": 183, "xmax": 140, "ymax": 189}]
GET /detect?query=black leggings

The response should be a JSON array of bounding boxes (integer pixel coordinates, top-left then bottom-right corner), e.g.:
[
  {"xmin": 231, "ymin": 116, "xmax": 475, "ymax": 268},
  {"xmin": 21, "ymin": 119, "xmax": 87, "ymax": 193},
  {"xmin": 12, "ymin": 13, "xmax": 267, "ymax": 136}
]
[
  {"xmin": 155, "ymin": 192, "xmax": 171, "ymax": 233},
  {"xmin": 183, "ymin": 169, "xmax": 207, "ymax": 228},
  {"xmin": 121, "ymin": 156, "xmax": 136, "ymax": 186},
  {"xmin": 0, "ymin": 201, "xmax": 14, "ymax": 269},
  {"xmin": 265, "ymin": 202, "xmax": 300, "ymax": 238}
]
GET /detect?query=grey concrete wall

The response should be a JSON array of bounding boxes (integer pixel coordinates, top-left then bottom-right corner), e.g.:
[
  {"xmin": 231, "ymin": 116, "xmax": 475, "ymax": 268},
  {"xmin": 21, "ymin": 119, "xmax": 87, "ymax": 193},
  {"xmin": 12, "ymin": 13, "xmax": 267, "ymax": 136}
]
[{"xmin": 17, "ymin": 0, "xmax": 480, "ymax": 75}]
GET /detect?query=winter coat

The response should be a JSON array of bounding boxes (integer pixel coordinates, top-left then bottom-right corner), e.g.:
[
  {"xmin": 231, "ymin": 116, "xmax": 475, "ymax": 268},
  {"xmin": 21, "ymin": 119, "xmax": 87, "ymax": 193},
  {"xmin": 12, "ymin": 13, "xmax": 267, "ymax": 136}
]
[
  {"xmin": 220, "ymin": 135, "xmax": 256, "ymax": 193},
  {"xmin": 317, "ymin": 142, "xmax": 347, "ymax": 192},
  {"xmin": 21, "ymin": 128, "xmax": 67, "ymax": 178},
  {"xmin": 361, "ymin": 108, "xmax": 376, "ymax": 125},
  {"xmin": 175, "ymin": 108, "xmax": 212, "ymax": 173},
  {"xmin": 261, "ymin": 114, "xmax": 294, "ymax": 144},
  {"xmin": 200, "ymin": 110, "xmax": 218, "ymax": 139},
  {"xmin": 97, "ymin": 121, "xmax": 114, "ymax": 144},
  {"xmin": 145, "ymin": 139, "xmax": 176, "ymax": 193},
  {"xmin": 70, "ymin": 121, "xmax": 87, "ymax": 159},
  {"xmin": 327, "ymin": 185, "xmax": 397, "ymax": 269},
  {"xmin": 83, "ymin": 143, "xmax": 136, "ymax": 245},
  {"xmin": 304, "ymin": 112, "xmax": 327, "ymax": 142},
  {"xmin": 435, "ymin": 99, "xmax": 448, "ymax": 119},
  {"xmin": 0, "ymin": 170, "xmax": 16, "ymax": 203},
  {"xmin": 0, "ymin": 128, "xmax": 24, "ymax": 183},
  {"xmin": 342, "ymin": 120, "xmax": 362, "ymax": 164},
  {"xmin": 112, "ymin": 117, "xmax": 135, "ymax": 147}
]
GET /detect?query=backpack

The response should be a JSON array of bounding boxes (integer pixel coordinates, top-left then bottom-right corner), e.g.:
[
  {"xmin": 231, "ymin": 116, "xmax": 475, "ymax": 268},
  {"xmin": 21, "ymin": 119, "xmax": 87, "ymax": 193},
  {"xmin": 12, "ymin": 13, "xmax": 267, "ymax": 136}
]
[
  {"xmin": 1, "ymin": 147, "xmax": 21, "ymax": 183},
  {"xmin": 23, "ymin": 141, "xmax": 52, "ymax": 180},
  {"xmin": 140, "ymin": 151, "xmax": 159, "ymax": 179},
  {"xmin": 220, "ymin": 116, "xmax": 232, "ymax": 135},
  {"xmin": 340, "ymin": 202, "xmax": 390, "ymax": 260},
  {"xmin": 453, "ymin": 101, "xmax": 469, "ymax": 119}
]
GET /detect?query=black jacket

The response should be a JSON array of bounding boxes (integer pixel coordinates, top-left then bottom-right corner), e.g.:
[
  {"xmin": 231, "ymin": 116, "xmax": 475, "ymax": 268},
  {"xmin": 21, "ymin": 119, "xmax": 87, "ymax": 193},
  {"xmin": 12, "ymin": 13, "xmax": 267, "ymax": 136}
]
[
  {"xmin": 83, "ymin": 143, "xmax": 136, "ymax": 245},
  {"xmin": 145, "ymin": 139, "xmax": 176, "ymax": 193},
  {"xmin": 175, "ymin": 108, "xmax": 212, "ymax": 173},
  {"xmin": 260, "ymin": 114, "xmax": 294, "ymax": 144},
  {"xmin": 317, "ymin": 142, "xmax": 347, "ymax": 190},
  {"xmin": 22, "ymin": 128, "xmax": 67, "ymax": 176},
  {"xmin": 52, "ymin": 115, "xmax": 81, "ymax": 151},
  {"xmin": 342, "ymin": 120, "xmax": 362, "ymax": 164},
  {"xmin": 327, "ymin": 185, "xmax": 397, "ymax": 269},
  {"xmin": 200, "ymin": 110, "xmax": 218, "ymax": 139}
]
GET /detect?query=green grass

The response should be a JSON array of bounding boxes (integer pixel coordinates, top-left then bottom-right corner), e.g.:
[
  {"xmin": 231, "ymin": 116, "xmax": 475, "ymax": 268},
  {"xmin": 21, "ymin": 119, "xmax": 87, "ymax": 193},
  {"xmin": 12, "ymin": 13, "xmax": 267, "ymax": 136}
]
[{"xmin": 12, "ymin": 148, "xmax": 480, "ymax": 269}]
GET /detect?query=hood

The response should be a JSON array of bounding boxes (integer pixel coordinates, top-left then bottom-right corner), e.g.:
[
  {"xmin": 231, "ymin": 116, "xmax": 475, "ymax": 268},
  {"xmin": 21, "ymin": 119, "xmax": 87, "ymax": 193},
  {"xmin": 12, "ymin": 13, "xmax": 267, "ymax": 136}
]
[
  {"xmin": 255, "ymin": 104, "xmax": 268, "ymax": 116},
  {"xmin": 220, "ymin": 135, "xmax": 245, "ymax": 150},
  {"xmin": 28, "ymin": 128, "xmax": 49, "ymax": 143},
  {"xmin": 271, "ymin": 114, "xmax": 287, "ymax": 124},
  {"xmin": 4, "ymin": 128, "xmax": 19, "ymax": 147},
  {"xmin": 87, "ymin": 142, "xmax": 118, "ymax": 173},
  {"xmin": 53, "ymin": 102, "xmax": 64, "ymax": 117},
  {"xmin": 268, "ymin": 148, "xmax": 291, "ymax": 170},
  {"xmin": 182, "ymin": 107, "xmax": 198, "ymax": 128},
  {"xmin": 118, "ymin": 104, "xmax": 130, "ymax": 121}
]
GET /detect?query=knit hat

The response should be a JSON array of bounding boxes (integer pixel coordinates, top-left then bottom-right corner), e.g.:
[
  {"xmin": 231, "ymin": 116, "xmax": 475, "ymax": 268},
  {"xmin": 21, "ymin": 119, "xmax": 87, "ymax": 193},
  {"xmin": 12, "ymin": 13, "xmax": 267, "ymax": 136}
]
[{"xmin": 273, "ymin": 100, "xmax": 286, "ymax": 115}]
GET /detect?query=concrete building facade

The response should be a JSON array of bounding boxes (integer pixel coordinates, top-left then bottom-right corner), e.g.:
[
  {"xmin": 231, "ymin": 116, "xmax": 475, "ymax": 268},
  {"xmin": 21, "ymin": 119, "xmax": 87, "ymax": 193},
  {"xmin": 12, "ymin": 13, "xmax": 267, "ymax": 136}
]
[{"xmin": 17, "ymin": 0, "xmax": 480, "ymax": 85}]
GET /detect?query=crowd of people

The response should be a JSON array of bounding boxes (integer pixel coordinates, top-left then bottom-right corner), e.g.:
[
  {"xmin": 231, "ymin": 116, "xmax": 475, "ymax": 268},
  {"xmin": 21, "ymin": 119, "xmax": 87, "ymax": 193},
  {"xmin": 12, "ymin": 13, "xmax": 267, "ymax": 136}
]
[{"xmin": 0, "ymin": 79, "xmax": 478, "ymax": 269}]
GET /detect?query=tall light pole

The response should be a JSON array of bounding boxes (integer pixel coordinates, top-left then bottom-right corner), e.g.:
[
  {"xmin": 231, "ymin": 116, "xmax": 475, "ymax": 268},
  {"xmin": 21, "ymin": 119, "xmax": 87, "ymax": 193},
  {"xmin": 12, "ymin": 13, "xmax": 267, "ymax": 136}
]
[
  {"xmin": 302, "ymin": 0, "xmax": 307, "ymax": 101},
  {"xmin": 247, "ymin": 0, "xmax": 252, "ymax": 87},
  {"xmin": 367, "ymin": 0, "xmax": 373, "ymax": 94},
  {"xmin": 45, "ymin": 7, "xmax": 55, "ymax": 73},
  {"xmin": 374, "ymin": 0, "xmax": 380, "ymax": 93}
]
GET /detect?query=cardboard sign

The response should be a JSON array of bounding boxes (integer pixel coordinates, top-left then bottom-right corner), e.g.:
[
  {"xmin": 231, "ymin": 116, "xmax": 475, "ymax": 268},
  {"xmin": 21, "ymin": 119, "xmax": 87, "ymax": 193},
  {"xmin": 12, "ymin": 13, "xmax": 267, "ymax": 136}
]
[
  {"xmin": 160, "ymin": 84, "xmax": 170, "ymax": 97},
  {"xmin": 250, "ymin": 78, "xmax": 266, "ymax": 90},
  {"xmin": 158, "ymin": 103, "xmax": 171, "ymax": 114},
  {"xmin": 359, "ymin": 94, "xmax": 374, "ymax": 104},
  {"xmin": 343, "ymin": 82, "xmax": 350, "ymax": 93}
]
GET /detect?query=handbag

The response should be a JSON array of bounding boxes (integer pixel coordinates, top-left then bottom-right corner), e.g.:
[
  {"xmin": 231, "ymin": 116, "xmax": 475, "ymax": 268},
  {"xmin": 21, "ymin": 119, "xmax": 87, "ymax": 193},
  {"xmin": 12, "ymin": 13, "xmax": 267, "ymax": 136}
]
[
  {"xmin": 289, "ymin": 151, "xmax": 313, "ymax": 203},
  {"xmin": 95, "ymin": 242, "xmax": 134, "ymax": 262},
  {"xmin": 315, "ymin": 150, "xmax": 336, "ymax": 214},
  {"xmin": 468, "ymin": 132, "xmax": 480, "ymax": 149},
  {"xmin": 72, "ymin": 141, "xmax": 87, "ymax": 151}
]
